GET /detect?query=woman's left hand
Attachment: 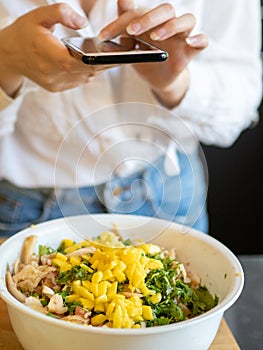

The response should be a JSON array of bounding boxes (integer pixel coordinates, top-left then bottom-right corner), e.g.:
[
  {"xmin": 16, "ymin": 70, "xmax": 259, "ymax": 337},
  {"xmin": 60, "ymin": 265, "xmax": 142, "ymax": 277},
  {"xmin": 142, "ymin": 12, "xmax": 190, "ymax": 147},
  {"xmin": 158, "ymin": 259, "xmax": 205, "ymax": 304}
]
[{"xmin": 99, "ymin": 0, "xmax": 208, "ymax": 108}]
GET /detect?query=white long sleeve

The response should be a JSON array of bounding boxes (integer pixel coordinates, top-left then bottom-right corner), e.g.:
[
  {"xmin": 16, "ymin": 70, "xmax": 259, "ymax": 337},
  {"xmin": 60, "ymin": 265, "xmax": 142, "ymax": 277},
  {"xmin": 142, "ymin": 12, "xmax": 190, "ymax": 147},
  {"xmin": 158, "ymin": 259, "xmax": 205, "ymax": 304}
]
[{"xmin": 173, "ymin": 0, "xmax": 262, "ymax": 147}]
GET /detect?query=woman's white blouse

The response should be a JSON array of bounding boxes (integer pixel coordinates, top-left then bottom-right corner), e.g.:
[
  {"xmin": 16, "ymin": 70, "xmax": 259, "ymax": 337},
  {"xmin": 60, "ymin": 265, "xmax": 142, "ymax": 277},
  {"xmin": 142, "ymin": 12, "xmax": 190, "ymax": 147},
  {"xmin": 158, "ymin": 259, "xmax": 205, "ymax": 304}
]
[{"xmin": 0, "ymin": 0, "xmax": 262, "ymax": 187}]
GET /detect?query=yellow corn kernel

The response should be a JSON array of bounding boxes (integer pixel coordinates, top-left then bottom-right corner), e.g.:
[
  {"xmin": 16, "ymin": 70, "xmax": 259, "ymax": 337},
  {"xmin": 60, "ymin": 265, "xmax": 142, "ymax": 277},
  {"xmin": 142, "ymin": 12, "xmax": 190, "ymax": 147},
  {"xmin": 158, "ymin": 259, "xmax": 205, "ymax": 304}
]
[
  {"xmin": 132, "ymin": 323, "xmax": 141, "ymax": 328},
  {"xmin": 89, "ymin": 250, "xmax": 104, "ymax": 264},
  {"xmin": 91, "ymin": 259, "xmax": 100, "ymax": 269},
  {"xmin": 60, "ymin": 263, "xmax": 72, "ymax": 272},
  {"xmin": 112, "ymin": 304, "xmax": 122, "ymax": 328},
  {"xmin": 72, "ymin": 280, "xmax": 81, "ymax": 294},
  {"xmin": 125, "ymin": 263, "xmax": 135, "ymax": 281},
  {"xmin": 91, "ymin": 314, "xmax": 107, "ymax": 327},
  {"xmin": 121, "ymin": 248, "xmax": 141, "ymax": 265},
  {"xmin": 69, "ymin": 256, "xmax": 81, "ymax": 266},
  {"xmin": 61, "ymin": 239, "xmax": 75, "ymax": 248},
  {"xmin": 98, "ymin": 281, "xmax": 108, "ymax": 296},
  {"xmin": 82, "ymin": 254, "xmax": 92, "ymax": 261},
  {"xmin": 149, "ymin": 293, "xmax": 162, "ymax": 304},
  {"xmin": 106, "ymin": 301, "xmax": 116, "ymax": 318},
  {"xmin": 113, "ymin": 294, "xmax": 125, "ymax": 301},
  {"xmin": 80, "ymin": 297, "xmax": 94, "ymax": 310},
  {"xmin": 103, "ymin": 269, "xmax": 113, "ymax": 280},
  {"xmin": 79, "ymin": 263, "xmax": 93, "ymax": 273},
  {"xmin": 91, "ymin": 283, "xmax": 98, "ymax": 297},
  {"xmin": 104, "ymin": 260, "xmax": 118, "ymax": 270},
  {"xmin": 82, "ymin": 280, "xmax": 93, "ymax": 292},
  {"xmin": 78, "ymin": 286, "xmax": 94, "ymax": 301},
  {"xmin": 140, "ymin": 285, "xmax": 151, "ymax": 296},
  {"xmin": 112, "ymin": 269, "xmax": 126, "ymax": 283},
  {"xmin": 117, "ymin": 261, "xmax": 126, "ymax": 271},
  {"xmin": 121, "ymin": 311, "xmax": 133, "ymax": 329},
  {"xmin": 52, "ymin": 258, "xmax": 71, "ymax": 272},
  {"xmin": 142, "ymin": 305, "xmax": 153, "ymax": 320},
  {"xmin": 65, "ymin": 294, "xmax": 80, "ymax": 303},
  {"xmin": 80, "ymin": 240, "xmax": 91, "ymax": 247},
  {"xmin": 73, "ymin": 280, "xmax": 81, "ymax": 287},
  {"xmin": 107, "ymin": 281, "xmax": 118, "ymax": 300},
  {"xmin": 140, "ymin": 243, "xmax": 160, "ymax": 255},
  {"xmin": 132, "ymin": 267, "xmax": 145, "ymax": 288},
  {"xmin": 94, "ymin": 302, "xmax": 105, "ymax": 313},
  {"xmin": 96, "ymin": 260, "xmax": 106, "ymax": 271},
  {"xmin": 126, "ymin": 305, "xmax": 142, "ymax": 318},
  {"xmin": 146, "ymin": 258, "xmax": 163, "ymax": 270},
  {"xmin": 95, "ymin": 294, "xmax": 108, "ymax": 304},
  {"xmin": 133, "ymin": 315, "xmax": 144, "ymax": 322},
  {"xmin": 52, "ymin": 258, "xmax": 68, "ymax": 267},
  {"xmin": 64, "ymin": 243, "xmax": 82, "ymax": 254},
  {"xmin": 92, "ymin": 271, "xmax": 103, "ymax": 284},
  {"xmin": 130, "ymin": 295, "xmax": 143, "ymax": 307}
]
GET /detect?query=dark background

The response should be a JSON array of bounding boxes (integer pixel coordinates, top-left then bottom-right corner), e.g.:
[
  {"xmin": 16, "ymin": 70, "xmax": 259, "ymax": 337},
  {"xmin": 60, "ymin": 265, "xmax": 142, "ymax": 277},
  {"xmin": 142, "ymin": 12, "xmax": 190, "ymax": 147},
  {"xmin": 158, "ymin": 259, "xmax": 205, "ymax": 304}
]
[
  {"xmin": 201, "ymin": 2, "xmax": 263, "ymax": 255},
  {"xmin": 202, "ymin": 114, "xmax": 263, "ymax": 255}
]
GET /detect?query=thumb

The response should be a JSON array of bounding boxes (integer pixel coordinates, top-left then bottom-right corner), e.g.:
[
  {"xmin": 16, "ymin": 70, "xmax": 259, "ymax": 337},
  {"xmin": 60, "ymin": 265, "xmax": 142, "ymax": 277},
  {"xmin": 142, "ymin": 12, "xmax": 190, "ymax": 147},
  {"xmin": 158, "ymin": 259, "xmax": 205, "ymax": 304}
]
[
  {"xmin": 34, "ymin": 3, "xmax": 88, "ymax": 30},
  {"xmin": 118, "ymin": 0, "xmax": 135, "ymax": 16}
]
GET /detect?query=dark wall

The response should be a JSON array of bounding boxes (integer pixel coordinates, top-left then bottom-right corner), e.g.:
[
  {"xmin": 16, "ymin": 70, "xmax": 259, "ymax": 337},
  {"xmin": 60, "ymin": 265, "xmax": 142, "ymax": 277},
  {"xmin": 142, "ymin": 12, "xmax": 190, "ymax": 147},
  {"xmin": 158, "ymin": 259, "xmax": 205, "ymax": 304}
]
[{"xmin": 202, "ymin": 106, "xmax": 263, "ymax": 255}]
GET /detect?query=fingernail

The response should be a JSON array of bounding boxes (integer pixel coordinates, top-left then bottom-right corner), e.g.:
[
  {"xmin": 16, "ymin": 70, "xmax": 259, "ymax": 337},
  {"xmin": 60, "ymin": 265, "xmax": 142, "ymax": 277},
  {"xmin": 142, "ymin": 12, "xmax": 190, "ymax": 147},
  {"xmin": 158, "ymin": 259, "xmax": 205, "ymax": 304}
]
[
  {"xmin": 98, "ymin": 30, "xmax": 111, "ymax": 41},
  {"xmin": 150, "ymin": 28, "xmax": 167, "ymax": 41},
  {"xmin": 185, "ymin": 36, "xmax": 204, "ymax": 48},
  {"xmin": 126, "ymin": 22, "xmax": 142, "ymax": 35}
]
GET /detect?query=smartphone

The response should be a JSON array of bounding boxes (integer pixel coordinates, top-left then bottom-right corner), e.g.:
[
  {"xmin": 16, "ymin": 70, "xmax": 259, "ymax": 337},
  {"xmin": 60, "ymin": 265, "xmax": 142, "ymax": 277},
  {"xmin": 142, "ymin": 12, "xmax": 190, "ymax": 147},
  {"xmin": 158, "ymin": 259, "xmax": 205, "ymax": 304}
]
[{"xmin": 62, "ymin": 36, "xmax": 168, "ymax": 65}]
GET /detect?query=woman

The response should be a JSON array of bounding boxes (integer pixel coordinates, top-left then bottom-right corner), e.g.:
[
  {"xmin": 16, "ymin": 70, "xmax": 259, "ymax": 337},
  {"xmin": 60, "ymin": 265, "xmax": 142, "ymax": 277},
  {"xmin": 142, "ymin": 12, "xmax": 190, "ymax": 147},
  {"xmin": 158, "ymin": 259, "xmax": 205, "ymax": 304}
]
[{"xmin": 0, "ymin": 0, "xmax": 262, "ymax": 236}]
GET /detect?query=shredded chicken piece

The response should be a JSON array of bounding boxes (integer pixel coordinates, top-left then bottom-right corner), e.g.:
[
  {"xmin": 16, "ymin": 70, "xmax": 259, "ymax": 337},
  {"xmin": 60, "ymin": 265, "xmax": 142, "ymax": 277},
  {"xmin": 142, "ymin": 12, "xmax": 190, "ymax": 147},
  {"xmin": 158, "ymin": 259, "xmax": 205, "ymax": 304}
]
[
  {"xmin": 13, "ymin": 258, "xmax": 22, "ymax": 275},
  {"xmin": 12, "ymin": 265, "xmax": 56, "ymax": 293},
  {"xmin": 61, "ymin": 315, "xmax": 91, "ymax": 325},
  {"xmin": 121, "ymin": 292, "xmax": 143, "ymax": 298},
  {"xmin": 42, "ymin": 271, "xmax": 59, "ymax": 289},
  {"xmin": 25, "ymin": 296, "xmax": 47, "ymax": 314},
  {"xmin": 66, "ymin": 247, "xmax": 96, "ymax": 257},
  {"xmin": 178, "ymin": 263, "xmax": 191, "ymax": 284},
  {"xmin": 42, "ymin": 285, "xmax": 55, "ymax": 298},
  {"xmin": 112, "ymin": 223, "xmax": 122, "ymax": 239},
  {"xmin": 6, "ymin": 271, "xmax": 26, "ymax": 303},
  {"xmin": 40, "ymin": 254, "xmax": 56, "ymax": 266},
  {"xmin": 47, "ymin": 294, "xmax": 68, "ymax": 315},
  {"xmin": 179, "ymin": 303, "xmax": 191, "ymax": 316},
  {"xmin": 20, "ymin": 235, "xmax": 37, "ymax": 265}
]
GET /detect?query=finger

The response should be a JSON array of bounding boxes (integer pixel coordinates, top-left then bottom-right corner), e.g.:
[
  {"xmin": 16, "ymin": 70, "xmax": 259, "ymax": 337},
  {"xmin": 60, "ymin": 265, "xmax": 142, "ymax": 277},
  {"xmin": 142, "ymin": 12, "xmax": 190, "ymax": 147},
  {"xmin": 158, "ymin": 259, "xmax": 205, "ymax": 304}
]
[
  {"xmin": 33, "ymin": 3, "xmax": 88, "ymax": 30},
  {"xmin": 118, "ymin": 0, "xmax": 135, "ymax": 16},
  {"xmin": 149, "ymin": 13, "xmax": 196, "ymax": 41},
  {"xmin": 126, "ymin": 3, "xmax": 175, "ymax": 35},
  {"xmin": 99, "ymin": 9, "xmax": 145, "ymax": 40},
  {"xmin": 185, "ymin": 34, "xmax": 209, "ymax": 49}
]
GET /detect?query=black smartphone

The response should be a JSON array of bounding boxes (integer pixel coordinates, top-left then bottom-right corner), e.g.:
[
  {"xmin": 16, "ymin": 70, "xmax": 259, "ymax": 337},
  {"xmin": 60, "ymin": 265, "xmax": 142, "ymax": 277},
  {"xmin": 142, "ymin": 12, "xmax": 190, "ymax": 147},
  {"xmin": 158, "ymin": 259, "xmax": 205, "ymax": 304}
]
[{"xmin": 62, "ymin": 36, "xmax": 168, "ymax": 65}]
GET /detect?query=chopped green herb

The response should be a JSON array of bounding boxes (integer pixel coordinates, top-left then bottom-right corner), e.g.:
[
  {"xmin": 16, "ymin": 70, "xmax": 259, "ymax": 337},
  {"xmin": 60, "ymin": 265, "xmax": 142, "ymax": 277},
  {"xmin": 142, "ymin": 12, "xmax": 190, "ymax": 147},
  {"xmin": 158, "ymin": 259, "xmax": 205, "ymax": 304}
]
[
  {"xmin": 38, "ymin": 245, "xmax": 56, "ymax": 257},
  {"xmin": 144, "ymin": 255, "xmax": 218, "ymax": 326},
  {"xmin": 56, "ymin": 265, "xmax": 93, "ymax": 284},
  {"xmin": 65, "ymin": 301, "xmax": 82, "ymax": 315}
]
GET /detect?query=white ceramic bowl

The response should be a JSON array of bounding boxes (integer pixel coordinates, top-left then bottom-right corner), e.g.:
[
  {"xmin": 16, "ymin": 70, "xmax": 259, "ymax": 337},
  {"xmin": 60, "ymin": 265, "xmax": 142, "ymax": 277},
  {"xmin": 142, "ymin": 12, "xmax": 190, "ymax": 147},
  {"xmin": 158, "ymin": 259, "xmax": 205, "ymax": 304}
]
[{"xmin": 0, "ymin": 214, "xmax": 244, "ymax": 350}]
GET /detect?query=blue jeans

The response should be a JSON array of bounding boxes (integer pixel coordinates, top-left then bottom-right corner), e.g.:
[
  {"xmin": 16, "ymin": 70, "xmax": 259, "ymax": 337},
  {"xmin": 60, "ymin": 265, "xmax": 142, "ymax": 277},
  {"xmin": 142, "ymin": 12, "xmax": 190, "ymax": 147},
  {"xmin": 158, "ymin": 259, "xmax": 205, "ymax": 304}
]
[{"xmin": 0, "ymin": 152, "xmax": 208, "ymax": 237}]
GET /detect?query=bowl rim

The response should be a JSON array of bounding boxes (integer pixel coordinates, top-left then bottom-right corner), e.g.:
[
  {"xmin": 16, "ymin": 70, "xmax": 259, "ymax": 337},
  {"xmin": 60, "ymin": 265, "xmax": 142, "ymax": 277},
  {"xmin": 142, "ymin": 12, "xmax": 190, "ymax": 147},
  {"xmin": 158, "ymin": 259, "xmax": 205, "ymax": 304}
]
[{"xmin": 0, "ymin": 214, "xmax": 244, "ymax": 335}]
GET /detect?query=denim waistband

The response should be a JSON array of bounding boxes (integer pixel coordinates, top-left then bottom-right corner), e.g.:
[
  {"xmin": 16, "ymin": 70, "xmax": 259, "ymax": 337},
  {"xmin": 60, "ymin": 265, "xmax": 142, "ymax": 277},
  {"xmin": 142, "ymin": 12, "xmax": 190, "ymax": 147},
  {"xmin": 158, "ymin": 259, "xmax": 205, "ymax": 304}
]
[{"xmin": 0, "ymin": 150, "xmax": 208, "ymax": 237}]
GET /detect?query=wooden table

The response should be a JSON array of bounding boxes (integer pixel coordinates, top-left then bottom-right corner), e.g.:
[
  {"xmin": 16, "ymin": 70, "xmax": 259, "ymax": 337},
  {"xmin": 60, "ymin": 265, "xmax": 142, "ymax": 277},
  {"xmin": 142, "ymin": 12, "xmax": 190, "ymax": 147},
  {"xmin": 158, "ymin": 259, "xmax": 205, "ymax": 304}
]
[{"xmin": 0, "ymin": 238, "xmax": 240, "ymax": 349}]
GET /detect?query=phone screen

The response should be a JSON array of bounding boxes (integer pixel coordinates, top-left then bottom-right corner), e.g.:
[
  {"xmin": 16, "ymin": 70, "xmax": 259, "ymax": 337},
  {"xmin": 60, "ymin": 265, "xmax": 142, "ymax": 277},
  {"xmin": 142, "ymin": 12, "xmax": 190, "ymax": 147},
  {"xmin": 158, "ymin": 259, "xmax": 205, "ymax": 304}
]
[{"xmin": 62, "ymin": 36, "xmax": 168, "ymax": 64}]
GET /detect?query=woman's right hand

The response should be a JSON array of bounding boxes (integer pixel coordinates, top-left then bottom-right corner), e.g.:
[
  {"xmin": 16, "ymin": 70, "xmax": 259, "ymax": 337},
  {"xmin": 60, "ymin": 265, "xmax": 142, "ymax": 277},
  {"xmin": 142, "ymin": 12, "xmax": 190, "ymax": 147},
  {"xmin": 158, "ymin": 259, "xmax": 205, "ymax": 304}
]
[{"xmin": 0, "ymin": 3, "xmax": 106, "ymax": 97}]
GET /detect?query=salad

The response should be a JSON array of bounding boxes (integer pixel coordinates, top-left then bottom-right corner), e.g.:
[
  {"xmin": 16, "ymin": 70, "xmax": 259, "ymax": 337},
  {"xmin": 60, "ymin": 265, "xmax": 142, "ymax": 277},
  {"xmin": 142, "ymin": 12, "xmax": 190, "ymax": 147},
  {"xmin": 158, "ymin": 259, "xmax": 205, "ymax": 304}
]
[{"xmin": 6, "ymin": 231, "xmax": 218, "ymax": 328}]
